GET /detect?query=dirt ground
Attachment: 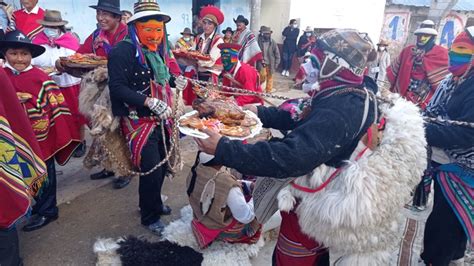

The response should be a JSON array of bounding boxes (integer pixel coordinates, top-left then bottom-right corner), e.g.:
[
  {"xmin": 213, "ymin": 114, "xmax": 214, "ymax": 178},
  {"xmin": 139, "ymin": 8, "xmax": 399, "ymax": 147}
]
[{"xmin": 17, "ymin": 75, "xmax": 299, "ymax": 266}]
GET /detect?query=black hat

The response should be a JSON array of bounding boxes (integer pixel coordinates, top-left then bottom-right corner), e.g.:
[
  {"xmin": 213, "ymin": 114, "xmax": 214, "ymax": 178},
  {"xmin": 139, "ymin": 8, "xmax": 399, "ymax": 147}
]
[
  {"xmin": 233, "ymin": 15, "xmax": 249, "ymax": 26},
  {"xmin": 89, "ymin": 0, "xmax": 121, "ymax": 16},
  {"xmin": 0, "ymin": 30, "xmax": 45, "ymax": 58},
  {"xmin": 222, "ymin": 27, "xmax": 234, "ymax": 35},
  {"xmin": 0, "ymin": 0, "xmax": 7, "ymax": 6}
]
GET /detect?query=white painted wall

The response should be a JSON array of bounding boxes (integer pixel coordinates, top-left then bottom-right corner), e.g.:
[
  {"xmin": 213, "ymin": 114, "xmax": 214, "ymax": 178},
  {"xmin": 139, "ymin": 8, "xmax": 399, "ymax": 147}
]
[
  {"xmin": 289, "ymin": 0, "xmax": 387, "ymax": 44},
  {"xmin": 260, "ymin": 0, "xmax": 291, "ymax": 43}
]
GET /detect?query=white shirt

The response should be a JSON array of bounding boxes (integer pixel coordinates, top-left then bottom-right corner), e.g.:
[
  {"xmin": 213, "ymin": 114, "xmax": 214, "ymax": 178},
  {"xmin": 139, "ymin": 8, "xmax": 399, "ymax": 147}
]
[
  {"xmin": 4, "ymin": 61, "xmax": 33, "ymax": 74},
  {"xmin": 32, "ymin": 43, "xmax": 81, "ymax": 87},
  {"xmin": 23, "ymin": 4, "xmax": 40, "ymax": 15},
  {"xmin": 226, "ymin": 184, "xmax": 255, "ymax": 224},
  {"xmin": 196, "ymin": 32, "xmax": 223, "ymax": 75}
]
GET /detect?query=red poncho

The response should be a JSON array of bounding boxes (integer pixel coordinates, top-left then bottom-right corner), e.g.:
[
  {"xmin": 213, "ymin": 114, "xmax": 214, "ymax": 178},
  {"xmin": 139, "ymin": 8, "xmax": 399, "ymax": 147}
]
[
  {"xmin": 387, "ymin": 45, "xmax": 449, "ymax": 109},
  {"xmin": 5, "ymin": 67, "xmax": 80, "ymax": 165},
  {"xmin": 0, "ymin": 68, "xmax": 47, "ymax": 229},
  {"xmin": 222, "ymin": 62, "xmax": 264, "ymax": 106}
]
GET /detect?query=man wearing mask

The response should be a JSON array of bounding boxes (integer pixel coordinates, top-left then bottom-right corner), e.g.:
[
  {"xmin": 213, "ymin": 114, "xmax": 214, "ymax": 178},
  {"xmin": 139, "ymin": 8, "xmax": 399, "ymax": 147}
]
[
  {"xmin": 387, "ymin": 20, "xmax": 450, "ymax": 211},
  {"xmin": 387, "ymin": 20, "xmax": 449, "ymax": 110},
  {"xmin": 107, "ymin": 0, "xmax": 182, "ymax": 235},
  {"xmin": 219, "ymin": 43, "xmax": 263, "ymax": 106},
  {"xmin": 257, "ymin": 26, "xmax": 280, "ymax": 93},
  {"xmin": 367, "ymin": 39, "xmax": 391, "ymax": 88},
  {"xmin": 281, "ymin": 19, "xmax": 299, "ymax": 77},
  {"xmin": 421, "ymin": 26, "xmax": 474, "ymax": 265},
  {"xmin": 231, "ymin": 15, "xmax": 263, "ymax": 70},
  {"xmin": 10, "ymin": 0, "xmax": 45, "ymax": 39}
]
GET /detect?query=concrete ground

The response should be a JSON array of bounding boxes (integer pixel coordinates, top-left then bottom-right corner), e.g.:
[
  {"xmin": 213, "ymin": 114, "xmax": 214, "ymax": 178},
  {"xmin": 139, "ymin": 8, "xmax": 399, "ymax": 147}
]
[{"xmin": 17, "ymin": 74, "xmax": 300, "ymax": 266}]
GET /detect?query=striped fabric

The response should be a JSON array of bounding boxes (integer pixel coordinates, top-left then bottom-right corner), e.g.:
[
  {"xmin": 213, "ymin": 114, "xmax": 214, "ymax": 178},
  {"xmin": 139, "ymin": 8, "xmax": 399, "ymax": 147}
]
[
  {"xmin": 276, "ymin": 233, "xmax": 326, "ymax": 258},
  {"xmin": 425, "ymin": 75, "xmax": 474, "ymax": 169},
  {"xmin": 0, "ymin": 115, "xmax": 47, "ymax": 228},
  {"xmin": 134, "ymin": 0, "xmax": 161, "ymax": 13},
  {"xmin": 0, "ymin": 117, "xmax": 47, "ymax": 198},
  {"xmin": 121, "ymin": 117, "xmax": 158, "ymax": 169},
  {"xmin": 437, "ymin": 165, "xmax": 473, "ymax": 247},
  {"xmin": 232, "ymin": 28, "xmax": 263, "ymax": 66}
]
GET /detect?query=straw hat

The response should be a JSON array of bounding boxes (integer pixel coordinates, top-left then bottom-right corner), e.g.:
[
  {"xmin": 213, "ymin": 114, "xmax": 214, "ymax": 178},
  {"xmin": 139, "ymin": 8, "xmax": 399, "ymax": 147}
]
[
  {"xmin": 259, "ymin": 26, "xmax": 273, "ymax": 34},
  {"xmin": 127, "ymin": 0, "xmax": 171, "ymax": 24}
]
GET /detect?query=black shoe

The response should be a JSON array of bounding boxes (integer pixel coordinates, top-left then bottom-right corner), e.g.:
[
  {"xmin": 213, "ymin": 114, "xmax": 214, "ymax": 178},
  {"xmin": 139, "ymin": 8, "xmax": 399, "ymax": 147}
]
[
  {"xmin": 73, "ymin": 140, "xmax": 86, "ymax": 158},
  {"xmin": 22, "ymin": 215, "xmax": 58, "ymax": 232},
  {"xmin": 160, "ymin": 205, "xmax": 172, "ymax": 216},
  {"xmin": 90, "ymin": 169, "xmax": 115, "ymax": 180},
  {"xmin": 113, "ymin": 177, "xmax": 131, "ymax": 189}
]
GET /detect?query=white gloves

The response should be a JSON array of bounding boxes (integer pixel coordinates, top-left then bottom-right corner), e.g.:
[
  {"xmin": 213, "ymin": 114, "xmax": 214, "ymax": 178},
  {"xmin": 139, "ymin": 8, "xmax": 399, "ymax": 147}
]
[
  {"xmin": 175, "ymin": 75, "xmax": 188, "ymax": 91},
  {"xmin": 147, "ymin": 98, "xmax": 172, "ymax": 120}
]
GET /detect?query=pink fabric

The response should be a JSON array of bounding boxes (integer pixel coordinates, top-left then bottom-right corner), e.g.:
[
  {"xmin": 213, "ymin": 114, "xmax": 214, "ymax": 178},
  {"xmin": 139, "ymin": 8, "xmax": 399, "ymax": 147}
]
[{"xmin": 33, "ymin": 32, "xmax": 80, "ymax": 51}]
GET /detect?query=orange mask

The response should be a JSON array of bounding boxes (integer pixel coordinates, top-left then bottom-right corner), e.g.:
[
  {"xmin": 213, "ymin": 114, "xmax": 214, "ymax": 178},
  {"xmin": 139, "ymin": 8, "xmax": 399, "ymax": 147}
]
[{"xmin": 135, "ymin": 19, "xmax": 164, "ymax": 52}]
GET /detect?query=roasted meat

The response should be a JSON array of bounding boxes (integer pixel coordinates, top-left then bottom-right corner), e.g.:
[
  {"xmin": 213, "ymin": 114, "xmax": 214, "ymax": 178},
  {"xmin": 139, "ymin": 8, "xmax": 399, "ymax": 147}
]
[{"xmin": 192, "ymin": 98, "xmax": 245, "ymax": 122}]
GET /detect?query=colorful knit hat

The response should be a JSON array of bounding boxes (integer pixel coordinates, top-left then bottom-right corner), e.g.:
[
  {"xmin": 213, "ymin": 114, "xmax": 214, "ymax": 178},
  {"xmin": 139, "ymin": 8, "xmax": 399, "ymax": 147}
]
[
  {"xmin": 200, "ymin": 5, "xmax": 224, "ymax": 26},
  {"xmin": 316, "ymin": 29, "xmax": 376, "ymax": 78},
  {"xmin": 127, "ymin": 0, "xmax": 171, "ymax": 24},
  {"xmin": 448, "ymin": 26, "xmax": 474, "ymax": 77}
]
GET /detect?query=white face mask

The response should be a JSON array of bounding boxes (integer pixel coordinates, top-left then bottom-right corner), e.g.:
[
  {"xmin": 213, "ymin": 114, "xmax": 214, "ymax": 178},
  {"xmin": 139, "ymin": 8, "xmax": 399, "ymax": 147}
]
[
  {"xmin": 44, "ymin": 28, "xmax": 61, "ymax": 39},
  {"xmin": 292, "ymin": 24, "xmax": 298, "ymax": 29},
  {"xmin": 305, "ymin": 32, "xmax": 311, "ymax": 37},
  {"xmin": 378, "ymin": 46, "xmax": 385, "ymax": 51},
  {"xmin": 184, "ymin": 37, "xmax": 191, "ymax": 42}
]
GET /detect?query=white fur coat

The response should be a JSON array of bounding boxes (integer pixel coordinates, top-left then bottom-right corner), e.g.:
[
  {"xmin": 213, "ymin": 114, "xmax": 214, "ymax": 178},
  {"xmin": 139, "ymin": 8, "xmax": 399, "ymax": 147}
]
[{"xmin": 277, "ymin": 94, "xmax": 427, "ymax": 265}]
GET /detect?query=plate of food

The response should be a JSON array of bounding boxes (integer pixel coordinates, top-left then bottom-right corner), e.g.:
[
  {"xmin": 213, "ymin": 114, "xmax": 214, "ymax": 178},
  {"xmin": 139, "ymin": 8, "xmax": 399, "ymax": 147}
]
[
  {"xmin": 173, "ymin": 49, "xmax": 211, "ymax": 61},
  {"xmin": 178, "ymin": 98, "xmax": 262, "ymax": 140},
  {"xmin": 60, "ymin": 53, "xmax": 108, "ymax": 69}
]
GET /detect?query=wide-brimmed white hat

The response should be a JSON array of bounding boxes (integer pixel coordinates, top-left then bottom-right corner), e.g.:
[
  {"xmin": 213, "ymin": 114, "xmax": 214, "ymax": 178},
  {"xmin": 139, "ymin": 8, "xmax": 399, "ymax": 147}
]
[
  {"xmin": 414, "ymin": 27, "xmax": 438, "ymax": 36},
  {"xmin": 127, "ymin": 0, "xmax": 171, "ymax": 24}
]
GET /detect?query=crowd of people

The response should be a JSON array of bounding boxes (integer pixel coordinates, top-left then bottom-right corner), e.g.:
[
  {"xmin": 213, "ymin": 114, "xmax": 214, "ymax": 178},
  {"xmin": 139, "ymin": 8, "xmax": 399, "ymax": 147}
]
[{"xmin": 0, "ymin": 0, "xmax": 473, "ymax": 265}]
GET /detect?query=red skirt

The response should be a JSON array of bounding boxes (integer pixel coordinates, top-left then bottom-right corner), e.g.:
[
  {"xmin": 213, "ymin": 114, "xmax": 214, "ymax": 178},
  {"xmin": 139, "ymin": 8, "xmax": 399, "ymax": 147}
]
[{"xmin": 275, "ymin": 210, "xmax": 328, "ymax": 265}]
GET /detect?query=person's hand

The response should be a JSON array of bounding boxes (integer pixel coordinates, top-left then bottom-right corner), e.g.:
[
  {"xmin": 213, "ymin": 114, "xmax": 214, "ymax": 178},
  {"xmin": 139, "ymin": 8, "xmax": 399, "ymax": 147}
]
[
  {"xmin": 55, "ymin": 59, "xmax": 66, "ymax": 73},
  {"xmin": 175, "ymin": 75, "xmax": 188, "ymax": 91},
  {"xmin": 194, "ymin": 128, "xmax": 222, "ymax": 155},
  {"xmin": 242, "ymin": 104, "xmax": 258, "ymax": 114},
  {"xmin": 146, "ymin": 97, "xmax": 172, "ymax": 119}
]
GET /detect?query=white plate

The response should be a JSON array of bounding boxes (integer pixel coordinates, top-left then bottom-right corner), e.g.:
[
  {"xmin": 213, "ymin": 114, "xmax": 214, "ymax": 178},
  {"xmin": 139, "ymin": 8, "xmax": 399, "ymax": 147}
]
[{"xmin": 178, "ymin": 110, "xmax": 263, "ymax": 140}]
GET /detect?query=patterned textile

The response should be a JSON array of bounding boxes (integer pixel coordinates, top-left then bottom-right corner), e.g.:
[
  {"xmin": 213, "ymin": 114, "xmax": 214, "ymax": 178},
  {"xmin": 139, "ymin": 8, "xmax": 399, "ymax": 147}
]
[
  {"xmin": 387, "ymin": 45, "xmax": 449, "ymax": 109},
  {"xmin": 121, "ymin": 117, "xmax": 159, "ymax": 169},
  {"xmin": 191, "ymin": 218, "xmax": 261, "ymax": 249},
  {"xmin": 11, "ymin": 8, "xmax": 44, "ymax": 39},
  {"xmin": 232, "ymin": 28, "xmax": 263, "ymax": 65},
  {"xmin": 436, "ymin": 164, "xmax": 473, "ymax": 247},
  {"xmin": 5, "ymin": 67, "xmax": 80, "ymax": 165},
  {"xmin": 425, "ymin": 75, "xmax": 474, "ymax": 169},
  {"xmin": 0, "ymin": 68, "xmax": 47, "ymax": 228},
  {"xmin": 448, "ymin": 30, "xmax": 474, "ymax": 77}
]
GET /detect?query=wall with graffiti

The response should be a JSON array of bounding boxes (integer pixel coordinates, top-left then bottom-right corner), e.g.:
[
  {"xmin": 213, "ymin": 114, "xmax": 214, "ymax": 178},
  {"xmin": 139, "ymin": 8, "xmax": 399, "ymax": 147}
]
[{"xmin": 381, "ymin": 7, "xmax": 472, "ymax": 50}]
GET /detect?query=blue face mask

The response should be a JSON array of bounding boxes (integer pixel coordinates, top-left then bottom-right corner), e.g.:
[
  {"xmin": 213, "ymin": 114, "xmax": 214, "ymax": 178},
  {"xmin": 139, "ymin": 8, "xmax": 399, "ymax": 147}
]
[{"xmin": 44, "ymin": 27, "xmax": 61, "ymax": 39}]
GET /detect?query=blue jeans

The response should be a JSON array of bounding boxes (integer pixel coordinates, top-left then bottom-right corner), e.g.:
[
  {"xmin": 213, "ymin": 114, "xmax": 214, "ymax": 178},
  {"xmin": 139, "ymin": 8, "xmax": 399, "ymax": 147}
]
[{"xmin": 281, "ymin": 50, "xmax": 295, "ymax": 71}]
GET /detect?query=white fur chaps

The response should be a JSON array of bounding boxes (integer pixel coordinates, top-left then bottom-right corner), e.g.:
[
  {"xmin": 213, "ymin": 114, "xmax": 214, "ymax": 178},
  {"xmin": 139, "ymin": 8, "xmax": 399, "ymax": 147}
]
[{"xmin": 277, "ymin": 94, "xmax": 427, "ymax": 265}]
